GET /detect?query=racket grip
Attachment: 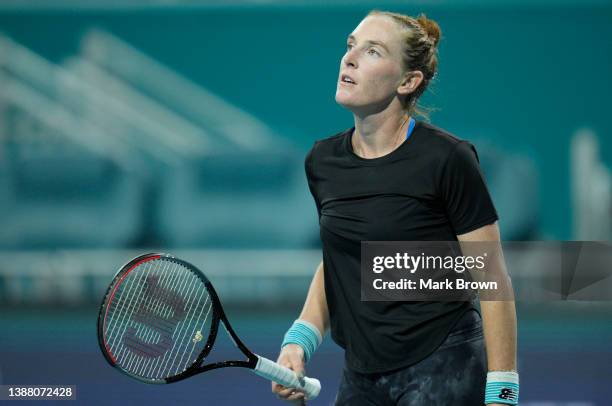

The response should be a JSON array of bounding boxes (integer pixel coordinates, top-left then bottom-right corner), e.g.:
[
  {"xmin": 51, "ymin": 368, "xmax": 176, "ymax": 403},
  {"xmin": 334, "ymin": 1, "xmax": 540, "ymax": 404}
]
[{"xmin": 253, "ymin": 355, "xmax": 321, "ymax": 400}]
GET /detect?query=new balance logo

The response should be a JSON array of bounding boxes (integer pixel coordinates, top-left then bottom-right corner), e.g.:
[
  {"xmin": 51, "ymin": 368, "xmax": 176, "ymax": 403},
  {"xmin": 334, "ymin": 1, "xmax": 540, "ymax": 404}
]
[{"xmin": 499, "ymin": 388, "xmax": 517, "ymax": 400}]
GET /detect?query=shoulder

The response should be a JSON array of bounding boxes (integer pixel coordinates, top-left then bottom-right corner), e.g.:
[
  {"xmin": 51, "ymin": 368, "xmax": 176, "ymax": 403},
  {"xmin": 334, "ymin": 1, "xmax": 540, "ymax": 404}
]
[
  {"xmin": 414, "ymin": 121, "xmax": 469, "ymax": 154},
  {"xmin": 305, "ymin": 128, "xmax": 352, "ymax": 167},
  {"xmin": 413, "ymin": 121, "xmax": 482, "ymax": 169}
]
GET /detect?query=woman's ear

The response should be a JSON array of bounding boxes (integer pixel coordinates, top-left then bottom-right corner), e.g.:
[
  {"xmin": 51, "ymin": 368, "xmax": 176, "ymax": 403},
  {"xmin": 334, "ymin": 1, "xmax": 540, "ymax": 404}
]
[{"xmin": 398, "ymin": 71, "xmax": 424, "ymax": 96}]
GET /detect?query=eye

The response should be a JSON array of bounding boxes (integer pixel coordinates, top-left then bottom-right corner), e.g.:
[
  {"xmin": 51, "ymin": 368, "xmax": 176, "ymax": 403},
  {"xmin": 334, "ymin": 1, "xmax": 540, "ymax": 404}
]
[
  {"xmin": 346, "ymin": 43, "xmax": 354, "ymax": 51},
  {"xmin": 368, "ymin": 48, "xmax": 381, "ymax": 56}
]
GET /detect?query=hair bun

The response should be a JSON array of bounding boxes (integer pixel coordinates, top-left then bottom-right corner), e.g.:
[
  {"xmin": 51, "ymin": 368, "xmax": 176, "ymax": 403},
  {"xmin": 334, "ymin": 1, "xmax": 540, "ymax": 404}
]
[{"xmin": 416, "ymin": 13, "xmax": 441, "ymax": 47}]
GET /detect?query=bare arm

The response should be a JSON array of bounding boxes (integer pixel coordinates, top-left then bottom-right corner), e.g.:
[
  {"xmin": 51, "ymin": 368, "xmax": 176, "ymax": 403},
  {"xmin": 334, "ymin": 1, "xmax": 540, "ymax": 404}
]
[
  {"xmin": 298, "ymin": 261, "xmax": 329, "ymax": 336},
  {"xmin": 272, "ymin": 260, "xmax": 328, "ymax": 404},
  {"xmin": 457, "ymin": 222, "xmax": 517, "ymax": 373}
]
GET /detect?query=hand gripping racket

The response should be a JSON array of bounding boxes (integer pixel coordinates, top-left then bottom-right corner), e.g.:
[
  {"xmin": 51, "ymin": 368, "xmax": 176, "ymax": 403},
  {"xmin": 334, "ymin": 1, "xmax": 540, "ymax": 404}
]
[{"xmin": 97, "ymin": 253, "xmax": 321, "ymax": 400}]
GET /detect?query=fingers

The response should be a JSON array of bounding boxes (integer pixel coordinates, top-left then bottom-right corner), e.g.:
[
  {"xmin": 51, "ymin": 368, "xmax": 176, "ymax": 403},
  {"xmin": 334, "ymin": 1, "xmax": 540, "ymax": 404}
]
[
  {"xmin": 272, "ymin": 382, "xmax": 306, "ymax": 399},
  {"xmin": 275, "ymin": 385, "xmax": 305, "ymax": 402},
  {"xmin": 271, "ymin": 345, "xmax": 307, "ymax": 403}
]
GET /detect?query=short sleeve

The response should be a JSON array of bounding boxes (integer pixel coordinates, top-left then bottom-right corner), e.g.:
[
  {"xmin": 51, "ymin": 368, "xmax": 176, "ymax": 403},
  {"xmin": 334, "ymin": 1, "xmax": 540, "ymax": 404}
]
[
  {"xmin": 305, "ymin": 144, "xmax": 322, "ymax": 219},
  {"xmin": 438, "ymin": 141, "xmax": 499, "ymax": 235}
]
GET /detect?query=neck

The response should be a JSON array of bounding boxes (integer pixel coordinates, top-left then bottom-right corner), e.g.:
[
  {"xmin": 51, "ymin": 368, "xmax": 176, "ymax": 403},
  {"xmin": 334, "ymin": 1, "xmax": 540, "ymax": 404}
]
[{"xmin": 352, "ymin": 109, "xmax": 410, "ymax": 159}]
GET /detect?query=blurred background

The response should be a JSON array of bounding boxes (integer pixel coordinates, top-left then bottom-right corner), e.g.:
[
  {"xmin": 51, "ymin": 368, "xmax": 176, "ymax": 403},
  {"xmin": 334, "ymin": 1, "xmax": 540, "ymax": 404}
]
[{"xmin": 0, "ymin": 0, "xmax": 610, "ymax": 405}]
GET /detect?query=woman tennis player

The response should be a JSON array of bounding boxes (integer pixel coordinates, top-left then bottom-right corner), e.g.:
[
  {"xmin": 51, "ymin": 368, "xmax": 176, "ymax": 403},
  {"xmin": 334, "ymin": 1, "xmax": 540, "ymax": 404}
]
[{"xmin": 272, "ymin": 10, "xmax": 518, "ymax": 406}]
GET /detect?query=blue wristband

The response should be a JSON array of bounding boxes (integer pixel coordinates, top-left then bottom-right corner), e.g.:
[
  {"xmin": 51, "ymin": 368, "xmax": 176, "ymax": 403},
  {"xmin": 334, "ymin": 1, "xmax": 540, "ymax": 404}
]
[
  {"xmin": 281, "ymin": 319, "xmax": 322, "ymax": 363},
  {"xmin": 485, "ymin": 371, "xmax": 519, "ymax": 405}
]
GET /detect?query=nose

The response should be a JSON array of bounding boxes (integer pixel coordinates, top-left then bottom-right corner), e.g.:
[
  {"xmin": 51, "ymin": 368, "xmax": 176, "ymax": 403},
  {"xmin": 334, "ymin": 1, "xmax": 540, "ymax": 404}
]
[{"xmin": 343, "ymin": 48, "xmax": 358, "ymax": 69}]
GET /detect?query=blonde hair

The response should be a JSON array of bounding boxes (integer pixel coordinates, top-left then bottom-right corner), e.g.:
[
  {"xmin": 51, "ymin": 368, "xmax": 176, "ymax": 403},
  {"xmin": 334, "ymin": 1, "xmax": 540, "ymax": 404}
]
[{"xmin": 367, "ymin": 10, "xmax": 442, "ymax": 120}]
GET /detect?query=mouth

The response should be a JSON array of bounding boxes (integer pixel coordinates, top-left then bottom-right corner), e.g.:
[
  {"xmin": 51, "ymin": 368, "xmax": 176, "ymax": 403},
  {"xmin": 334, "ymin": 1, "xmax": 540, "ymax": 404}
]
[{"xmin": 340, "ymin": 74, "xmax": 357, "ymax": 85}]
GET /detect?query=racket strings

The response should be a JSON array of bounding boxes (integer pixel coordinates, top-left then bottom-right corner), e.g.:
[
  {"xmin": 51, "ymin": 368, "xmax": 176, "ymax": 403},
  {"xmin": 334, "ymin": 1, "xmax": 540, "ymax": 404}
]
[
  {"xmin": 109, "ymin": 260, "xmax": 176, "ymax": 355},
  {"xmin": 113, "ymin": 260, "xmax": 211, "ymax": 378},
  {"xmin": 120, "ymin": 259, "xmax": 180, "ymax": 371},
  {"xmin": 103, "ymin": 258, "xmax": 215, "ymax": 381}
]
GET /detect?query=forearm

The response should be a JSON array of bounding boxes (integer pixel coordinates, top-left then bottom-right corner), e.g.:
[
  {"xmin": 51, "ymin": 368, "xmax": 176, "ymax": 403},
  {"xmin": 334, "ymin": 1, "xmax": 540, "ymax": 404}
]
[
  {"xmin": 457, "ymin": 222, "xmax": 518, "ymax": 372},
  {"xmin": 298, "ymin": 261, "xmax": 329, "ymax": 336},
  {"xmin": 481, "ymin": 300, "xmax": 517, "ymax": 371}
]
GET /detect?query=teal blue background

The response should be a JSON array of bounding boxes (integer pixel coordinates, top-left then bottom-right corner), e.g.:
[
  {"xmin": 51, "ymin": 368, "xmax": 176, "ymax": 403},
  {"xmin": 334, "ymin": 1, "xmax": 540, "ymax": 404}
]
[
  {"xmin": 1, "ymin": 4, "xmax": 611, "ymax": 239},
  {"xmin": 0, "ymin": 3, "xmax": 611, "ymax": 405}
]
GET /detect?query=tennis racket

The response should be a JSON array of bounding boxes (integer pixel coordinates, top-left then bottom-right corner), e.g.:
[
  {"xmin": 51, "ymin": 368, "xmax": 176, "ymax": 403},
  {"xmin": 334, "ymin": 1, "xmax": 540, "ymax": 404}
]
[{"xmin": 97, "ymin": 253, "xmax": 321, "ymax": 400}]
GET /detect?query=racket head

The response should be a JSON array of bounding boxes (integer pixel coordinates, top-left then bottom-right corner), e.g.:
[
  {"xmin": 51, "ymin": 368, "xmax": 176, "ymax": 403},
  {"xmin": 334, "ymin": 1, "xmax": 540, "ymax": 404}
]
[{"xmin": 97, "ymin": 253, "xmax": 223, "ymax": 384}]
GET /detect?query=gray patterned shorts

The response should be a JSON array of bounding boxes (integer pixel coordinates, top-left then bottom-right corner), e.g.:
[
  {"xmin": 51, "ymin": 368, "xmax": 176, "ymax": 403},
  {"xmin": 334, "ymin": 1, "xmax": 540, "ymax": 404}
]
[{"xmin": 334, "ymin": 309, "xmax": 486, "ymax": 406}]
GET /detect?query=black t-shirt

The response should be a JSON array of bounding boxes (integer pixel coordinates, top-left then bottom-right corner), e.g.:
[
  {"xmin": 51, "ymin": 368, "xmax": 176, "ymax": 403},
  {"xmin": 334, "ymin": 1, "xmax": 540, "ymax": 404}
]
[{"xmin": 305, "ymin": 120, "xmax": 499, "ymax": 373}]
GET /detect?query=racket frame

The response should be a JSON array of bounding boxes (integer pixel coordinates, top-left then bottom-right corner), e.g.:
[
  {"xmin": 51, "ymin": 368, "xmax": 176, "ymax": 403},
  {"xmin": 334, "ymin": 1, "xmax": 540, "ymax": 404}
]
[{"xmin": 97, "ymin": 253, "xmax": 259, "ymax": 385}]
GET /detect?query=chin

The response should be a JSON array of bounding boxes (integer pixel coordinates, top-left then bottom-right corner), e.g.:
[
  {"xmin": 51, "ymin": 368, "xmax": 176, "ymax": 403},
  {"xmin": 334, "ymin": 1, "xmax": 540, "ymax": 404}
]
[{"xmin": 335, "ymin": 93, "xmax": 355, "ymax": 109}]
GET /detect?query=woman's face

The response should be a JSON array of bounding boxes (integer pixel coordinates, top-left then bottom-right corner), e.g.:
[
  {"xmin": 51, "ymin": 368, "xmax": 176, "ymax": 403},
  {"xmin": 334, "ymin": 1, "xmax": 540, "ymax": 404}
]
[{"xmin": 335, "ymin": 15, "xmax": 408, "ymax": 115}]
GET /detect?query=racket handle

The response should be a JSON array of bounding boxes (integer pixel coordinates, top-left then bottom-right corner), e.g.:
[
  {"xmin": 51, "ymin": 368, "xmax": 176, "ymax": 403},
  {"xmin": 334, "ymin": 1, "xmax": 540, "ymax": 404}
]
[{"xmin": 253, "ymin": 355, "xmax": 321, "ymax": 400}]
